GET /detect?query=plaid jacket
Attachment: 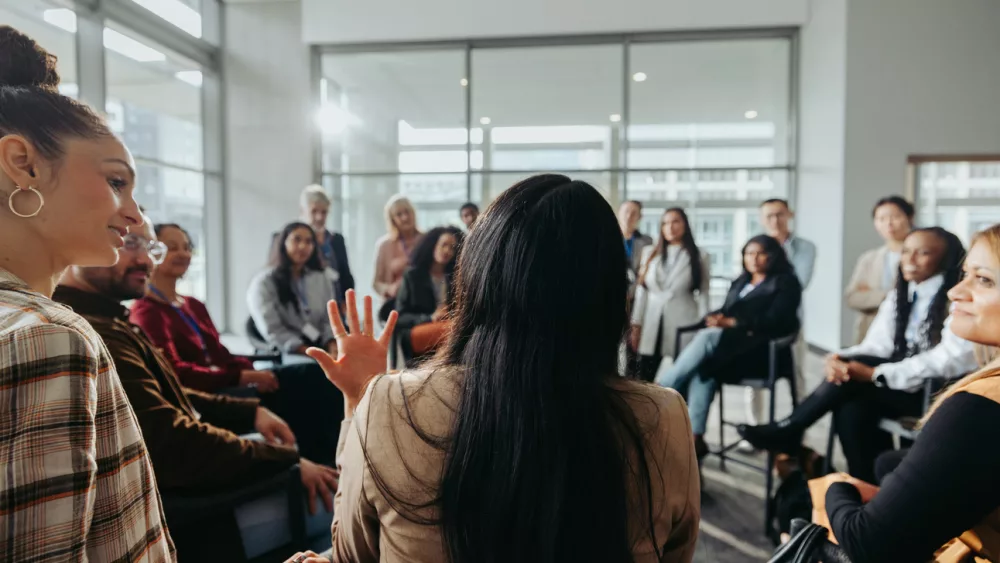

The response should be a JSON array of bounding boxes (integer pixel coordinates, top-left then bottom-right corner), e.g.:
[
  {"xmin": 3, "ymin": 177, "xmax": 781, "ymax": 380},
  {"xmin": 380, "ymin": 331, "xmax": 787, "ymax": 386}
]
[{"xmin": 0, "ymin": 270, "xmax": 175, "ymax": 562}]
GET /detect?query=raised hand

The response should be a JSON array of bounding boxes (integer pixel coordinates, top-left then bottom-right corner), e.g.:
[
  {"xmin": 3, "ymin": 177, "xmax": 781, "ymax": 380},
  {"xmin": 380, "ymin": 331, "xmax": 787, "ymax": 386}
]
[{"xmin": 306, "ymin": 290, "xmax": 397, "ymax": 413}]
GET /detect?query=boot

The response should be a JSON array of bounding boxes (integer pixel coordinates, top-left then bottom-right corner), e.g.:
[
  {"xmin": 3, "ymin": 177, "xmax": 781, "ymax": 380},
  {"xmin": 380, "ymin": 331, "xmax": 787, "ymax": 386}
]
[{"xmin": 737, "ymin": 380, "xmax": 849, "ymax": 454}]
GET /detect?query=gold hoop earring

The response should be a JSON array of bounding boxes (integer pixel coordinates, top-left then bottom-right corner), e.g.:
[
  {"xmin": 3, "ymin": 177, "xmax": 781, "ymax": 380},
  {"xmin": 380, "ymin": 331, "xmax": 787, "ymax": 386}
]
[{"xmin": 8, "ymin": 186, "xmax": 45, "ymax": 218}]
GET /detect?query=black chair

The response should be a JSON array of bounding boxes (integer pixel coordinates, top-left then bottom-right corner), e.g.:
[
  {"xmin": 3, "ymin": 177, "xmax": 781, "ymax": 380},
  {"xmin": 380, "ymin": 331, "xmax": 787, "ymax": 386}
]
[
  {"xmin": 246, "ymin": 316, "xmax": 283, "ymax": 364},
  {"xmin": 162, "ymin": 464, "xmax": 307, "ymax": 559},
  {"xmin": 673, "ymin": 323, "xmax": 799, "ymax": 537},
  {"xmin": 822, "ymin": 376, "xmax": 951, "ymax": 475}
]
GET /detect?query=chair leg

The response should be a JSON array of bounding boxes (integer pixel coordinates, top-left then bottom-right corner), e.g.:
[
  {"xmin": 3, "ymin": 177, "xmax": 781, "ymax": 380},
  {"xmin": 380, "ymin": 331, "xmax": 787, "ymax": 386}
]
[
  {"xmin": 764, "ymin": 450, "xmax": 775, "ymax": 537},
  {"xmin": 718, "ymin": 385, "xmax": 726, "ymax": 471}
]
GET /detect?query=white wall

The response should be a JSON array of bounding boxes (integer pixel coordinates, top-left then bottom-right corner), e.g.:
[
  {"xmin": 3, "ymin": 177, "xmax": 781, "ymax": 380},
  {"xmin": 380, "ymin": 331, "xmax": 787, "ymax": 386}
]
[
  {"xmin": 302, "ymin": 0, "xmax": 808, "ymax": 44},
  {"xmin": 797, "ymin": 0, "xmax": 1000, "ymax": 350},
  {"xmin": 796, "ymin": 0, "xmax": 847, "ymax": 351},
  {"xmin": 224, "ymin": 0, "xmax": 315, "ymax": 331}
]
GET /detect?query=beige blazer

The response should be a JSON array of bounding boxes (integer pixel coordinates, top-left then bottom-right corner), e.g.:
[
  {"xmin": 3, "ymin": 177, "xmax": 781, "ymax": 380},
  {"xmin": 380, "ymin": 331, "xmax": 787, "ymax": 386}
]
[
  {"xmin": 329, "ymin": 369, "xmax": 701, "ymax": 563},
  {"xmin": 632, "ymin": 245, "xmax": 711, "ymax": 358},
  {"xmin": 845, "ymin": 245, "xmax": 896, "ymax": 344}
]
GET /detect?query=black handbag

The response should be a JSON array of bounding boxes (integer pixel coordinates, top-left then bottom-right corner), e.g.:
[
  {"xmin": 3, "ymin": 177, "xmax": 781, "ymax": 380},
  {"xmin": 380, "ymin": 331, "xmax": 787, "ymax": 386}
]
[{"xmin": 767, "ymin": 519, "xmax": 852, "ymax": 563}]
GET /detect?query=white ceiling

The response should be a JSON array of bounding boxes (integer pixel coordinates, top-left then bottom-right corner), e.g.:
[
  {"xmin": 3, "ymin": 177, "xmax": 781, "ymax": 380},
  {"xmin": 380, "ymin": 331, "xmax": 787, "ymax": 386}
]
[{"xmin": 322, "ymin": 39, "xmax": 791, "ymax": 129}]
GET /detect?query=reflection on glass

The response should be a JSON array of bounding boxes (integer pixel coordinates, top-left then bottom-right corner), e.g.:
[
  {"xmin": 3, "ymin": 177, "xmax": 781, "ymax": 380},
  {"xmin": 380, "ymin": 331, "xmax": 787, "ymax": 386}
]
[
  {"xmin": 130, "ymin": 0, "xmax": 202, "ymax": 38},
  {"xmin": 916, "ymin": 160, "xmax": 1000, "ymax": 246}
]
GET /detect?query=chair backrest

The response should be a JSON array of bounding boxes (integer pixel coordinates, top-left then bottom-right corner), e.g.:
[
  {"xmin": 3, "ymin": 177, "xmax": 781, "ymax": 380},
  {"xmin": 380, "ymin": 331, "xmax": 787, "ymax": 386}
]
[{"xmin": 245, "ymin": 316, "xmax": 273, "ymax": 353}]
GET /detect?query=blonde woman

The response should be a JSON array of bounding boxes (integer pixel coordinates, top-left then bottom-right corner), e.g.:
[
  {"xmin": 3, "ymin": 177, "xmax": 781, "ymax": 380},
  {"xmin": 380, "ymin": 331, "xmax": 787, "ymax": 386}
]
[
  {"xmin": 819, "ymin": 224, "xmax": 1000, "ymax": 562},
  {"xmin": 373, "ymin": 194, "xmax": 423, "ymax": 303}
]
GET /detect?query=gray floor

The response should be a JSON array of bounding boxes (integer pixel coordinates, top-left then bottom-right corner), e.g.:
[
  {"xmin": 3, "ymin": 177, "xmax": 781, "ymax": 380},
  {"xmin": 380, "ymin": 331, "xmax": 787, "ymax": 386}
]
[{"xmin": 692, "ymin": 350, "xmax": 836, "ymax": 562}]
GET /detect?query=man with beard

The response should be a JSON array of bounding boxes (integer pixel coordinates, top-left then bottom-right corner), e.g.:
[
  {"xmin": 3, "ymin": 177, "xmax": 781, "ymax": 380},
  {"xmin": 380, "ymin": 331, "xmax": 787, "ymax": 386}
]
[{"xmin": 54, "ymin": 220, "xmax": 338, "ymax": 560}]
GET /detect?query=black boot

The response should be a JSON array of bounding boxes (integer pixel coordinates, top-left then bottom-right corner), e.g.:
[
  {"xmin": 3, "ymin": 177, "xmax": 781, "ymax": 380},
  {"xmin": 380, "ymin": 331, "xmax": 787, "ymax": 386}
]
[{"xmin": 738, "ymin": 380, "xmax": 852, "ymax": 454}]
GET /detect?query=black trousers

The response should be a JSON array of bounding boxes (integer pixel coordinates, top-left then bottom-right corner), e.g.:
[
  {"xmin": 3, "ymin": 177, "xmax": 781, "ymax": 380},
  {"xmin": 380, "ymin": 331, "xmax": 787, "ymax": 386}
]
[
  {"xmin": 628, "ymin": 323, "xmax": 664, "ymax": 383},
  {"xmin": 226, "ymin": 362, "xmax": 344, "ymax": 466},
  {"xmin": 820, "ymin": 355, "xmax": 924, "ymax": 483}
]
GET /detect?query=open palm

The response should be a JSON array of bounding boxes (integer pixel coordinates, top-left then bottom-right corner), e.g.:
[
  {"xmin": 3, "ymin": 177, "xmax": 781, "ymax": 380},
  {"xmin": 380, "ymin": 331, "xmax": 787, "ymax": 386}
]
[{"xmin": 306, "ymin": 290, "xmax": 397, "ymax": 411}]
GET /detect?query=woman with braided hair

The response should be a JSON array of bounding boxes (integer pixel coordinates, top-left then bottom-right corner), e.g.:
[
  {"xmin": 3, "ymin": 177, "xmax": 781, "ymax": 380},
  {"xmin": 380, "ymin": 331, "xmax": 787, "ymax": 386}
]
[{"xmin": 739, "ymin": 227, "xmax": 977, "ymax": 482}]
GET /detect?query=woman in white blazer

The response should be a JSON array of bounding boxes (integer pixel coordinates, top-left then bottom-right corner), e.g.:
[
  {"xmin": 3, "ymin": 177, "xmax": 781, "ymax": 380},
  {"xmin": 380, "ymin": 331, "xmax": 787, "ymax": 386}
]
[
  {"xmin": 845, "ymin": 196, "xmax": 914, "ymax": 344},
  {"xmin": 630, "ymin": 207, "xmax": 711, "ymax": 382}
]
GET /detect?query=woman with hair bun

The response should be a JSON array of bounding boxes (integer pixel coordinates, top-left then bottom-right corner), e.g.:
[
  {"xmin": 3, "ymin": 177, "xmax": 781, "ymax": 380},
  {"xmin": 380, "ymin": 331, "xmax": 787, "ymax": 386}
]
[{"xmin": 0, "ymin": 26, "xmax": 175, "ymax": 561}]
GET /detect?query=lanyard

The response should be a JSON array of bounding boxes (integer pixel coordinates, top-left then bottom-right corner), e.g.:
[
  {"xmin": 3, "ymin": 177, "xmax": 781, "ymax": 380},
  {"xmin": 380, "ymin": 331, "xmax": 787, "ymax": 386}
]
[
  {"xmin": 149, "ymin": 286, "xmax": 210, "ymax": 363},
  {"xmin": 294, "ymin": 277, "xmax": 311, "ymax": 317}
]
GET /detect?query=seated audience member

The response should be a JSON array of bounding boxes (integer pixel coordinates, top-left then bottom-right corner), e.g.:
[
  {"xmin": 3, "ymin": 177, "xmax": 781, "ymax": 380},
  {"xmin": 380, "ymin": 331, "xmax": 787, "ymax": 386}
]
[
  {"xmin": 459, "ymin": 201, "xmax": 479, "ymax": 230},
  {"xmin": 816, "ymin": 224, "xmax": 1000, "ymax": 562},
  {"xmin": 740, "ymin": 227, "xmax": 972, "ymax": 483},
  {"xmin": 373, "ymin": 195, "xmax": 423, "ymax": 307},
  {"xmin": 288, "ymin": 175, "xmax": 700, "ymax": 563},
  {"xmin": 845, "ymin": 196, "xmax": 914, "ymax": 344},
  {"xmin": 55, "ymin": 221, "xmax": 339, "ymax": 560},
  {"xmin": 132, "ymin": 223, "xmax": 343, "ymax": 463},
  {"xmin": 656, "ymin": 234, "xmax": 802, "ymax": 461},
  {"xmin": 249, "ymin": 222, "xmax": 338, "ymax": 357},
  {"xmin": 0, "ymin": 25, "xmax": 174, "ymax": 560},
  {"xmin": 395, "ymin": 226, "xmax": 463, "ymax": 361},
  {"xmin": 630, "ymin": 208, "xmax": 711, "ymax": 382},
  {"xmin": 299, "ymin": 184, "xmax": 354, "ymax": 303}
]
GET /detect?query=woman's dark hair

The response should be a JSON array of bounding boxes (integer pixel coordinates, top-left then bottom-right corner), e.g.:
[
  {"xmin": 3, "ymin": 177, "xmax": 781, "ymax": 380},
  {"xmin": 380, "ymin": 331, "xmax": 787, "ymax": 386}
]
[
  {"xmin": 409, "ymin": 226, "xmax": 464, "ymax": 275},
  {"xmin": 366, "ymin": 175, "xmax": 659, "ymax": 563},
  {"xmin": 872, "ymin": 195, "xmax": 915, "ymax": 220},
  {"xmin": 268, "ymin": 222, "xmax": 323, "ymax": 311},
  {"xmin": 154, "ymin": 223, "xmax": 194, "ymax": 250},
  {"xmin": 0, "ymin": 26, "xmax": 113, "ymax": 161},
  {"xmin": 740, "ymin": 234, "xmax": 794, "ymax": 278},
  {"xmin": 643, "ymin": 207, "xmax": 703, "ymax": 291},
  {"xmin": 890, "ymin": 227, "xmax": 965, "ymax": 360}
]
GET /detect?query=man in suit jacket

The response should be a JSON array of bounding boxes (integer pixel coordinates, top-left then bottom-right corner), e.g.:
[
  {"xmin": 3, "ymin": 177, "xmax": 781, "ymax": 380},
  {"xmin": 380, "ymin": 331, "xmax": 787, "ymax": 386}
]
[
  {"xmin": 293, "ymin": 184, "xmax": 355, "ymax": 303},
  {"xmin": 760, "ymin": 199, "xmax": 817, "ymax": 289},
  {"xmin": 619, "ymin": 200, "xmax": 653, "ymax": 297},
  {"xmin": 57, "ymin": 221, "xmax": 339, "ymax": 559}
]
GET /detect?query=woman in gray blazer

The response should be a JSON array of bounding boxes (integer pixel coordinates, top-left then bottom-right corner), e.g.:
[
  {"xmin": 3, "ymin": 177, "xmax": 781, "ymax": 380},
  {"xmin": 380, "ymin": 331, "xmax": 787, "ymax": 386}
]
[
  {"xmin": 630, "ymin": 208, "xmax": 711, "ymax": 382},
  {"xmin": 248, "ymin": 222, "xmax": 338, "ymax": 356},
  {"xmin": 844, "ymin": 196, "xmax": 914, "ymax": 343}
]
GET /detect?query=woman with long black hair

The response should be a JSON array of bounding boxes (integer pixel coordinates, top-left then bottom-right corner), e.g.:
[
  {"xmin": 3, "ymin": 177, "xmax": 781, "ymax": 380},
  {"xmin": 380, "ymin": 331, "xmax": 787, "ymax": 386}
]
[
  {"xmin": 248, "ymin": 221, "xmax": 338, "ymax": 357},
  {"xmin": 288, "ymin": 174, "xmax": 700, "ymax": 563},
  {"xmin": 630, "ymin": 207, "xmax": 710, "ymax": 382},
  {"xmin": 655, "ymin": 234, "xmax": 803, "ymax": 460},
  {"xmin": 740, "ymin": 227, "xmax": 975, "ymax": 483},
  {"xmin": 395, "ymin": 225, "xmax": 463, "ymax": 361}
]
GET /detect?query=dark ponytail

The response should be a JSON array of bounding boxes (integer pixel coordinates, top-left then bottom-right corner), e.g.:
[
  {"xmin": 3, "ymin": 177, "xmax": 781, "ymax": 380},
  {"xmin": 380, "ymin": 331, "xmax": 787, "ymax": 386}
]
[
  {"xmin": 0, "ymin": 26, "xmax": 113, "ymax": 161},
  {"xmin": 891, "ymin": 227, "xmax": 965, "ymax": 360}
]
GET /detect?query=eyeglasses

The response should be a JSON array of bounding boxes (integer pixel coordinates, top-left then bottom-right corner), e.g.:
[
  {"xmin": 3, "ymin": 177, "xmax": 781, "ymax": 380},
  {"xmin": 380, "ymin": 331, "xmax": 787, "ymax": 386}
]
[{"xmin": 123, "ymin": 234, "xmax": 168, "ymax": 265}]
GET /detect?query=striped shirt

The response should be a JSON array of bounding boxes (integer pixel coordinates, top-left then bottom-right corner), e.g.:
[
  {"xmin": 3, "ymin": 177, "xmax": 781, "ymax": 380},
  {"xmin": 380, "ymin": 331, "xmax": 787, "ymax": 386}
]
[{"xmin": 0, "ymin": 270, "xmax": 175, "ymax": 562}]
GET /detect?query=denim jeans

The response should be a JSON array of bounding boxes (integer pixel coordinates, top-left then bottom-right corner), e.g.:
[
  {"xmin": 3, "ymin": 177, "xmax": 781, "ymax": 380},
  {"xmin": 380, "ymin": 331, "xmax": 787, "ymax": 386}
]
[{"xmin": 654, "ymin": 327, "xmax": 722, "ymax": 435}]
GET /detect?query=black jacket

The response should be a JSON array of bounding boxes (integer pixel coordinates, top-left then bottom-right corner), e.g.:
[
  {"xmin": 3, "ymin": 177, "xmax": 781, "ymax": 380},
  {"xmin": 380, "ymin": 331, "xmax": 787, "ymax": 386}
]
[
  {"xmin": 395, "ymin": 268, "xmax": 452, "ymax": 360},
  {"xmin": 269, "ymin": 230, "xmax": 354, "ymax": 302},
  {"xmin": 701, "ymin": 271, "xmax": 802, "ymax": 383}
]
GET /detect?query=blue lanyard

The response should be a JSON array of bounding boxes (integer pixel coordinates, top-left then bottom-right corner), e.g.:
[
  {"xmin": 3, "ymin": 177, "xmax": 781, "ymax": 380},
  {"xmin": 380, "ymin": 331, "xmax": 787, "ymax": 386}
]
[
  {"xmin": 149, "ymin": 286, "xmax": 210, "ymax": 363},
  {"xmin": 294, "ymin": 277, "xmax": 311, "ymax": 317}
]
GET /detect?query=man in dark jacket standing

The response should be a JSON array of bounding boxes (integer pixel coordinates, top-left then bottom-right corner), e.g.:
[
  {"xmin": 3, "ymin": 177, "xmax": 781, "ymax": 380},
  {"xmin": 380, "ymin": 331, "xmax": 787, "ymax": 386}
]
[{"xmin": 296, "ymin": 184, "xmax": 354, "ymax": 303}]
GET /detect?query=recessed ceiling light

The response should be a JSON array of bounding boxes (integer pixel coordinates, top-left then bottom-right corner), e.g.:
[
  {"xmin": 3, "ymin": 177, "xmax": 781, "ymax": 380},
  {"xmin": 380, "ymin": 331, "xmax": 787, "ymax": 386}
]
[
  {"xmin": 479, "ymin": 117, "xmax": 491, "ymax": 125},
  {"xmin": 632, "ymin": 72, "xmax": 648, "ymax": 82},
  {"xmin": 609, "ymin": 114, "xmax": 622, "ymax": 123},
  {"xmin": 744, "ymin": 110, "xmax": 759, "ymax": 119},
  {"xmin": 460, "ymin": 78, "xmax": 469, "ymax": 87}
]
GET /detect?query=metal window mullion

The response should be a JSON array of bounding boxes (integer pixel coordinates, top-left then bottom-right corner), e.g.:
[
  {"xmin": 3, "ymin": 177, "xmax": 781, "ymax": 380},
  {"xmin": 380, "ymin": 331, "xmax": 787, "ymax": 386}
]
[
  {"xmin": 202, "ymin": 57, "xmax": 226, "ymax": 329},
  {"xmin": 622, "ymin": 38, "xmax": 631, "ymax": 202},
  {"xmin": 75, "ymin": 4, "xmax": 106, "ymax": 111},
  {"xmin": 464, "ymin": 43, "xmax": 473, "ymax": 202}
]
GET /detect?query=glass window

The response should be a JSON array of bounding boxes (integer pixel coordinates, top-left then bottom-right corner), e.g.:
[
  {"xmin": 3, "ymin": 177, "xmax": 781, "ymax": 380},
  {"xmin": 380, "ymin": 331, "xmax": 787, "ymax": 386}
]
[
  {"xmin": 1, "ymin": 0, "xmax": 77, "ymax": 97},
  {"xmin": 915, "ymin": 159, "xmax": 1000, "ymax": 246},
  {"xmin": 472, "ymin": 45, "xmax": 623, "ymax": 178},
  {"xmin": 106, "ymin": 22, "xmax": 208, "ymax": 300},
  {"xmin": 320, "ymin": 50, "xmax": 467, "ymax": 174},
  {"xmin": 129, "ymin": 0, "xmax": 203, "ymax": 39}
]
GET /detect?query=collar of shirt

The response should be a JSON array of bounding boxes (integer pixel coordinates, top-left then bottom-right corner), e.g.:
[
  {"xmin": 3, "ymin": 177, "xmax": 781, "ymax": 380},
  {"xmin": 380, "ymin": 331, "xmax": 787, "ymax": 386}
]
[
  {"xmin": 781, "ymin": 234, "xmax": 797, "ymax": 256},
  {"xmin": 53, "ymin": 285, "xmax": 131, "ymax": 321},
  {"xmin": 908, "ymin": 272, "xmax": 945, "ymax": 303}
]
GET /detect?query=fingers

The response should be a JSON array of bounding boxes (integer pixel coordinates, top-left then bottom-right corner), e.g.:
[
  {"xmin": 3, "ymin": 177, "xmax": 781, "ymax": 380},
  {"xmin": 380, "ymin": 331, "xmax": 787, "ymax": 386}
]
[
  {"xmin": 305, "ymin": 481, "xmax": 317, "ymax": 515},
  {"xmin": 260, "ymin": 427, "xmax": 276, "ymax": 444},
  {"xmin": 319, "ymin": 477, "xmax": 335, "ymax": 513},
  {"xmin": 346, "ymin": 290, "xmax": 361, "ymax": 335},
  {"xmin": 328, "ymin": 300, "xmax": 348, "ymax": 338},
  {"xmin": 363, "ymin": 295, "xmax": 374, "ymax": 337},
  {"xmin": 378, "ymin": 311, "xmax": 398, "ymax": 348},
  {"xmin": 278, "ymin": 424, "xmax": 297, "ymax": 446}
]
